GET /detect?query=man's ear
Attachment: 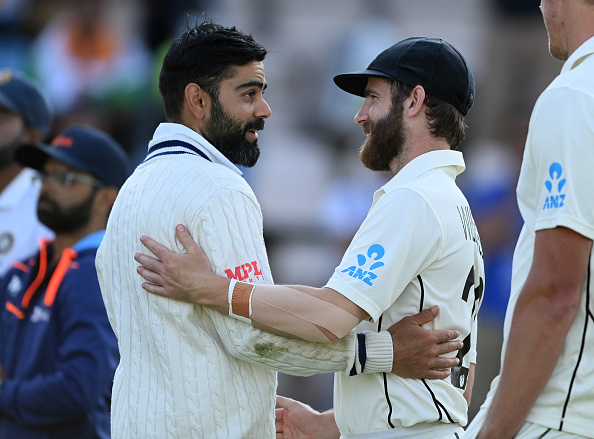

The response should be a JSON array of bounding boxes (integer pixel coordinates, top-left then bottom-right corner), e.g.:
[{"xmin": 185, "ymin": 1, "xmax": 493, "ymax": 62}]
[
  {"xmin": 406, "ymin": 85, "xmax": 426, "ymax": 117},
  {"xmin": 184, "ymin": 83, "xmax": 210, "ymax": 121}
]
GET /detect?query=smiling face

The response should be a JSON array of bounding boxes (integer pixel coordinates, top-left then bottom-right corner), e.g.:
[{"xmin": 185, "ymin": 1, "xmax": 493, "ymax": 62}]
[
  {"xmin": 201, "ymin": 61, "xmax": 271, "ymax": 168},
  {"xmin": 355, "ymin": 77, "xmax": 408, "ymax": 172}
]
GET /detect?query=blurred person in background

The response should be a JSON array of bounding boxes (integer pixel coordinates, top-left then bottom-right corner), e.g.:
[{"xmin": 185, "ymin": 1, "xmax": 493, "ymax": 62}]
[
  {"xmin": 0, "ymin": 125, "xmax": 128, "ymax": 439},
  {"xmin": 30, "ymin": 0, "xmax": 152, "ymax": 162},
  {"xmin": 31, "ymin": 0, "xmax": 151, "ymax": 117},
  {"xmin": 97, "ymin": 20, "xmax": 464, "ymax": 439},
  {"xmin": 136, "ymin": 36, "xmax": 484, "ymax": 439},
  {"xmin": 0, "ymin": 68, "xmax": 54, "ymax": 278},
  {"xmin": 463, "ymin": 0, "xmax": 594, "ymax": 438},
  {"xmin": 0, "ymin": 0, "xmax": 34, "ymax": 71}
]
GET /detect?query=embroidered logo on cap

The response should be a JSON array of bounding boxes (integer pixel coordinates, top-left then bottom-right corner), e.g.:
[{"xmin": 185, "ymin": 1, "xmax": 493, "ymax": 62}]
[{"xmin": 51, "ymin": 135, "xmax": 74, "ymax": 148}]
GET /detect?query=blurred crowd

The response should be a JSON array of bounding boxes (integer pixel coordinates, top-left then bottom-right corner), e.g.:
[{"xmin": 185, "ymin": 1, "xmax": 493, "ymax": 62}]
[{"xmin": 0, "ymin": 0, "xmax": 563, "ymax": 422}]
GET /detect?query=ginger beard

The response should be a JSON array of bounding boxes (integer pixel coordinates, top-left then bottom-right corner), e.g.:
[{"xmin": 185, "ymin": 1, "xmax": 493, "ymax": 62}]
[
  {"xmin": 202, "ymin": 93, "xmax": 264, "ymax": 168},
  {"xmin": 359, "ymin": 95, "xmax": 407, "ymax": 172}
]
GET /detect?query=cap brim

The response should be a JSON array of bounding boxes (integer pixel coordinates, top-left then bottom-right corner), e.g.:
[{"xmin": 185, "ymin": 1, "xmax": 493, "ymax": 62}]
[
  {"xmin": 14, "ymin": 143, "xmax": 50, "ymax": 171},
  {"xmin": 15, "ymin": 143, "xmax": 88, "ymax": 174},
  {"xmin": 333, "ymin": 70, "xmax": 394, "ymax": 97}
]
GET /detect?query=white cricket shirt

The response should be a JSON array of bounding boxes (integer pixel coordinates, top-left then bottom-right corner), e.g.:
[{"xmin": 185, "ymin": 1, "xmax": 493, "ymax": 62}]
[
  {"xmin": 326, "ymin": 150, "xmax": 484, "ymax": 436},
  {"xmin": 96, "ymin": 123, "xmax": 392, "ymax": 439},
  {"xmin": 0, "ymin": 169, "xmax": 53, "ymax": 277},
  {"xmin": 477, "ymin": 36, "xmax": 594, "ymax": 438}
]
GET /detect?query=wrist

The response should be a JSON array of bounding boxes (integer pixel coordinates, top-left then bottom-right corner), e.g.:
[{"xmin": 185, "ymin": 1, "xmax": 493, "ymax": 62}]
[
  {"xmin": 200, "ymin": 275, "xmax": 233, "ymax": 313},
  {"xmin": 317, "ymin": 410, "xmax": 340, "ymax": 439},
  {"xmin": 359, "ymin": 331, "xmax": 393, "ymax": 373}
]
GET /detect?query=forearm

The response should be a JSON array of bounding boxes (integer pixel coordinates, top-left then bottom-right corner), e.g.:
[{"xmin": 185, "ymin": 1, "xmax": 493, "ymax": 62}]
[
  {"xmin": 233, "ymin": 281, "xmax": 364, "ymax": 342},
  {"xmin": 478, "ymin": 291, "xmax": 578, "ymax": 438},
  {"xmin": 137, "ymin": 220, "xmax": 366, "ymax": 342},
  {"xmin": 195, "ymin": 276, "xmax": 365, "ymax": 343}
]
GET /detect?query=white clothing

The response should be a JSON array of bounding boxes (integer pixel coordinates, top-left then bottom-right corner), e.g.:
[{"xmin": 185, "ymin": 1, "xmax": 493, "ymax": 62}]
[
  {"xmin": 96, "ymin": 123, "xmax": 393, "ymax": 439},
  {"xmin": 327, "ymin": 151, "xmax": 484, "ymax": 435},
  {"xmin": 464, "ymin": 406, "xmax": 586, "ymax": 439},
  {"xmin": 464, "ymin": 36, "xmax": 594, "ymax": 439},
  {"xmin": 340, "ymin": 422, "xmax": 464, "ymax": 439},
  {"xmin": 0, "ymin": 169, "xmax": 53, "ymax": 277}
]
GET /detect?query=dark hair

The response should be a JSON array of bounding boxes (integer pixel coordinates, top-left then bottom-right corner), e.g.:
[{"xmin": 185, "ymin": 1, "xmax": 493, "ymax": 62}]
[
  {"xmin": 159, "ymin": 19, "xmax": 267, "ymax": 122},
  {"xmin": 391, "ymin": 81, "xmax": 467, "ymax": 150}
]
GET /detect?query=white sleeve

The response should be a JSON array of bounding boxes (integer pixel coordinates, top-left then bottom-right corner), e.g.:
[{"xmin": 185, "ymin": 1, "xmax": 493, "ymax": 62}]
[
  {"xmin": 530, "ymin": 87, "xmax": 594, "ymax": 240},
  {"xmin": 195, "ymin": 188, "xmax": 393, "ymax": 376},
  {"xmin": 326, "ymin": 188, "xmax": 441, "ymax": 321},
  {"xmin": 209, "ymin": 309, "xmax": 393, "ymax": 376}
]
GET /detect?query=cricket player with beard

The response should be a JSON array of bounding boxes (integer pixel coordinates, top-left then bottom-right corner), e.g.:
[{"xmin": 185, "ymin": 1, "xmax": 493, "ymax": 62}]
[
  {"xmin": 0, "ymin": 125, "xmax": 126, "ymax": 438},
  {"xmin": 98, "ymin": 21, "xmax": 466, "ymax": 439},
  {"xmin": 136, "ymin": 36, "xmax": 485, "ymax": 439}
]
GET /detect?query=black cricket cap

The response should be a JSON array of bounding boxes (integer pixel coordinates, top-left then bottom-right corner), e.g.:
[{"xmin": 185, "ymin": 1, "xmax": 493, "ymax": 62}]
[{"xmin": 333, "ymin": 37, "xmax": 475, "ymax": 116}]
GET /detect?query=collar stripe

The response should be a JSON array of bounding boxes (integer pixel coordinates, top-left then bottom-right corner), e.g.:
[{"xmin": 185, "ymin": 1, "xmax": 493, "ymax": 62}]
[{"xmin": 144, "ymin": 139, "xmax": 211, "ymax": 163}]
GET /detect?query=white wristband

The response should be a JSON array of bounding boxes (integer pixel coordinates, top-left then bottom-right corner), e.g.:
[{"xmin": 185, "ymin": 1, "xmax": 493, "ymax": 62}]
[{"xmin": 228, "ymin": 279, "xmax": 237, "ymax": 316}]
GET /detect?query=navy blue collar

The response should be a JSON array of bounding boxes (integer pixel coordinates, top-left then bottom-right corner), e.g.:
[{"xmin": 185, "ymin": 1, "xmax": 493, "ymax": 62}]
[{"xmin": 144, "ymin": 140, "xmax": 212, "ymax": 163}]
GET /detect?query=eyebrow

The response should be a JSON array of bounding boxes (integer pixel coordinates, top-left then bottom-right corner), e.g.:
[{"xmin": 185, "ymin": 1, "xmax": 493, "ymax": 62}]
[
  {"xmin": 235, "ymin": 80, "xmax": 267, "ymax": 92},
  {"xmin": 363, "ymin": 85, "xmax": 384, "ymax": 97}
]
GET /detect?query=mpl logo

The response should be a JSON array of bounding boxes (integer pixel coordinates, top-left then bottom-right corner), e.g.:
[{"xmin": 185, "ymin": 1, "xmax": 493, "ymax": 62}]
[
  {"xmin": 341, "ymin": 244, "xmax": 385, "ymax": 286},
  {"xmin": 543, "ymin": 162, "xmax": 566, "ymax": 210},
  {"xmin": 225, "ymin": 261, "xmax": 264, "ymax": 282}
]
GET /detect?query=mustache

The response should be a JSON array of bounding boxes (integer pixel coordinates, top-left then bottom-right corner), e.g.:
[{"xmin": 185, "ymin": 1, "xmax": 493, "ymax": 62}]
[
  {"xmin": 38, "ymin": 194, "xmax": 59, "ymax": 210},
  {"xmin": 245, "ymin": 118, "xmax": 265, "ymax": 132},
  {"xmin": 362, "ymin": 121, "xmax": 373, "ymax": 136}
]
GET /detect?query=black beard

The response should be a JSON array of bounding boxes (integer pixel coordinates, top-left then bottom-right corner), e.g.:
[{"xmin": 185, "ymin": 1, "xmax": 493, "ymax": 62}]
[
  {"xmin": 359, "ymin": 103, "xmax": 406, "ymax": 172},
  {"xmin": 202, "ymin": 95, "xmax": 264, "ymax": 168},
  {"xmin": 37, "ymin": 189, "xmax": 97, "ymax": 234},
  {"xmin": 0, "ymin": 130, "xmax": 25, "ymax": 170}
]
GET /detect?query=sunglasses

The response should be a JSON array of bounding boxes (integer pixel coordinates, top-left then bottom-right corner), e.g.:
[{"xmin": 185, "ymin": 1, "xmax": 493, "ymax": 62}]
[{"xmin": 33, "ymin": 170, "xmax": 106, "ymax": 189}]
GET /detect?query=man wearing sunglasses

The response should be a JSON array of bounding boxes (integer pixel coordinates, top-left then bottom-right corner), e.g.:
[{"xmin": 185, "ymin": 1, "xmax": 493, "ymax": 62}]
[{"xmin": 0, "ymin": 125, "xmax": 129, "ymax": 439}]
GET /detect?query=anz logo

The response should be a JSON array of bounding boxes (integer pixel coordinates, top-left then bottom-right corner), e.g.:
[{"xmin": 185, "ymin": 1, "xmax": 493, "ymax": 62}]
[
  {"xmin": 543, "ymin": 162, "xmax": 566, "ymax": 210},
  {"xmin": 341, "ymin": 244, "xmax": 385, "ymax": 286}
]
